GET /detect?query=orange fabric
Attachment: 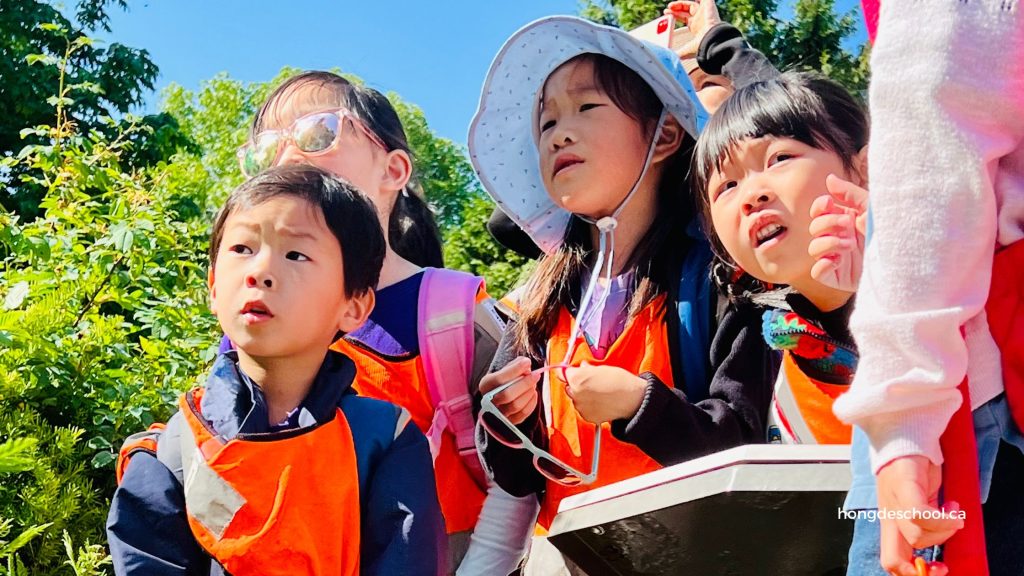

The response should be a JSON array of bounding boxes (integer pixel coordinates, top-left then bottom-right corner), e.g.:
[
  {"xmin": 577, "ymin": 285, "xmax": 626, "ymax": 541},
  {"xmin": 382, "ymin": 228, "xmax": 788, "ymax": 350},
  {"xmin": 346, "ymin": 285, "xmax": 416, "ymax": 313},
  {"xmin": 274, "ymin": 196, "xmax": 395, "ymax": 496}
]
[
  {"xmin": 538, "ymin": 295, "xmax": 673, "ymax": 529},
  {"xmin": 331, "ymin": 337, "xmax": 486, "ymax": 534},
  {"xmin": 115, "ymin": 423, "xmax": 164, "ymax": 485},
  {"xmin": 180, "ymin": 389, "xmax": 361, "ymax": 576},
  {"xmin": 780, "ymin": 352, "xmax": 852, "ymax": 444}
]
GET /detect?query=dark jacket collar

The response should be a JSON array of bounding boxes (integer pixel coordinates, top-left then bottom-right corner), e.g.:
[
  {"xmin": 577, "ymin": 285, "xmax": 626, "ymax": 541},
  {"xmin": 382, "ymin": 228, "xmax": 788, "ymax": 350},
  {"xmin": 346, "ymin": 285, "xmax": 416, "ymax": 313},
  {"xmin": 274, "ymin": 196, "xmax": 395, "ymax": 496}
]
[{"xmin": 199, "ymin": 349, "xmax": 357, "ymax": 440}]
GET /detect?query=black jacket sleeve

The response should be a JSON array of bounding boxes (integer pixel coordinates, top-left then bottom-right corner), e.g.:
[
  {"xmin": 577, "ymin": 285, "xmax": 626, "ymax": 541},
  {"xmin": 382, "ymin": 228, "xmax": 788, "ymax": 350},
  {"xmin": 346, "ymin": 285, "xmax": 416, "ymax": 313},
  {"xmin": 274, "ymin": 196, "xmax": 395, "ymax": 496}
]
[
  {"xmin": 610, "ymin": 301, "xmax": 779, "ymax": 466},
  {"xmin": 697, "ymin": 22, "xmax": 780, "ymax": 89},
  {"xmin": 475, "ymin": 323, "xmax": 547, "ymax": 500}
]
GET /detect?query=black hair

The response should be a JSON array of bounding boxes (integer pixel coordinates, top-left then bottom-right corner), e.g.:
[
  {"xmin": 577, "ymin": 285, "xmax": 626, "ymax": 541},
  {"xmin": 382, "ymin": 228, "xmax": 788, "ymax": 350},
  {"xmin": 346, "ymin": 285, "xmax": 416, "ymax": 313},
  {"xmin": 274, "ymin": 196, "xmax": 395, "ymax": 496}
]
[
  {"xmin": 252, "ymin": 71, "xmax": 444, "ymax": 268},
  {"xmin": 210, "ymin": 164, "xmax": 386, "ymax": 298},
  {"xmin": 691, "ymin": 71, "xmax": 868, "ymax": 298}
]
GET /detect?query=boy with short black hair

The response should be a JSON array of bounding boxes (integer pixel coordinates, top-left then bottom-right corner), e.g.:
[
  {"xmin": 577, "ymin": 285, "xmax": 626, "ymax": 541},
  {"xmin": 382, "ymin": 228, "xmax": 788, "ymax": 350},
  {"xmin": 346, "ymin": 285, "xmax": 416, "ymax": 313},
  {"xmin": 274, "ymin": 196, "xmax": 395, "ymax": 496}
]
[{"xmin": 107, "ymin": 164, "xmax": 444, "ymax": 575}]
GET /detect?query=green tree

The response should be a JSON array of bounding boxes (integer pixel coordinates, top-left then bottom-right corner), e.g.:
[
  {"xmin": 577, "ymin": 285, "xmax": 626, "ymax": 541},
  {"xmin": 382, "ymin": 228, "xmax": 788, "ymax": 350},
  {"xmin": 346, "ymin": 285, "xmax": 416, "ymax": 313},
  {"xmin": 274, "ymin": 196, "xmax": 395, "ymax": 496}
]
[
  {"xmin": 580, "ymin": 0, "xmax": 870, "ymax": 93},
  {"xmin": 1, "ymin": 0, "xmax": 190, "ymax": 217}
]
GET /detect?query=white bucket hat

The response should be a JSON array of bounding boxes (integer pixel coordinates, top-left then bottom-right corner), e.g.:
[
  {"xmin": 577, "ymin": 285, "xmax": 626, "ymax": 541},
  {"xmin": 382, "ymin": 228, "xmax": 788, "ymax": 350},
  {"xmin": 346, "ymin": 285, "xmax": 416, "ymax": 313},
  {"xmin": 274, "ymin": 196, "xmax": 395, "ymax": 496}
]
[{"xmin": 468, "ymin": 15, "xmax": 709, "ymax": 255}]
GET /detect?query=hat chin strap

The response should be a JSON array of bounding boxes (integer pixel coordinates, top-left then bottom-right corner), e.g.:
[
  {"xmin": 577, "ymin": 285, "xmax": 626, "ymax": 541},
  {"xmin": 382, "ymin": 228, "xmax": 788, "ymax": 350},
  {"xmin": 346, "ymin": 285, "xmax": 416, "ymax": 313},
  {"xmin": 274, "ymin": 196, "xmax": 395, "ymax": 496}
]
[{"xmin": 564, "ymin": 109, "xmax": 668, "ymax": 366}]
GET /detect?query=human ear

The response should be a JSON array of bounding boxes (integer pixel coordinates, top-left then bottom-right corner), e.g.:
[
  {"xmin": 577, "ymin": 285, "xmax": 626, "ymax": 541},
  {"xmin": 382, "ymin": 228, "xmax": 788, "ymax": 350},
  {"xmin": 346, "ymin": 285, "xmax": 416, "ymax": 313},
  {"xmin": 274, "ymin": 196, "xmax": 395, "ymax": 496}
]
[
  {"xmin": 851, "ymin": 145, "xmax": 869, "ymax": 187},
  {"xmin": 208, "ymin": 268, "xmax": 217, "ymax": 312},
  {"xmin": 336, "ymin": 288, "xmax": 375, "ymax": 334},
  {"xmin": 382, "ymin": 149, "xmax": 413, "ymax": 194},
  {"xmin": 652, "ymin": 116, "xmax": 685, "ymax": 164}
]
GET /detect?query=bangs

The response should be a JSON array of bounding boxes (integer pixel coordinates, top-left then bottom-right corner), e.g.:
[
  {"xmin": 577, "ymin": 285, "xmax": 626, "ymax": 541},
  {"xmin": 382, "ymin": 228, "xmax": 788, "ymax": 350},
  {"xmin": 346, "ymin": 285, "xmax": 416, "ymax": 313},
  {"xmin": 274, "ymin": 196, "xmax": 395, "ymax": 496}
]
[{"xmin": 694, "ymin": 77, "xmax": 835, "ymax": 189}]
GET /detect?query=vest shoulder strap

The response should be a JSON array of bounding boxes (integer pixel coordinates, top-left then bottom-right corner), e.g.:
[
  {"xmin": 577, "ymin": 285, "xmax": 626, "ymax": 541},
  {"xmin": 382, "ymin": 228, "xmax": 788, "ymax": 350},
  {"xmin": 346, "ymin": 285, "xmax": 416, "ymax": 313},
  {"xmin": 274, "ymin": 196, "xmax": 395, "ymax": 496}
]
[{"xmin": 417, "ymin": 267, "xmax": 488, "ymax": 489}]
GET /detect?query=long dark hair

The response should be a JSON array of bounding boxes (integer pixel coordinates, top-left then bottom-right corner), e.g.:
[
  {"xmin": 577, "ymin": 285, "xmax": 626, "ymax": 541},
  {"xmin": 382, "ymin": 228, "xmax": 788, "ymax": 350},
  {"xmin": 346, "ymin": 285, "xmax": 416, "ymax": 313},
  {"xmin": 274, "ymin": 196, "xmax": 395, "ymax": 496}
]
[
  {"xmin": 691, "ymin": 71, "xmax": 868, "ymax": 299},
  {"xmin": 252, "ymin": 71, "xmax": 444, "ymax": 268},
  {"xmin": 514, "ymin": 54, "xmax": 696, "ymax": 358}
]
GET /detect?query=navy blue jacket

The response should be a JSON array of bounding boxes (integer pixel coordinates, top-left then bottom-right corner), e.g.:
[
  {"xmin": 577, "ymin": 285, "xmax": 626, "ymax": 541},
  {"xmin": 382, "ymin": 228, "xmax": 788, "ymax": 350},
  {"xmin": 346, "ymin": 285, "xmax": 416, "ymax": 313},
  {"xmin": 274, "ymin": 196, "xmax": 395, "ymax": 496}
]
[{"xmin": 107, "ymin": 350, "xmax": 445, "ymax": 575}]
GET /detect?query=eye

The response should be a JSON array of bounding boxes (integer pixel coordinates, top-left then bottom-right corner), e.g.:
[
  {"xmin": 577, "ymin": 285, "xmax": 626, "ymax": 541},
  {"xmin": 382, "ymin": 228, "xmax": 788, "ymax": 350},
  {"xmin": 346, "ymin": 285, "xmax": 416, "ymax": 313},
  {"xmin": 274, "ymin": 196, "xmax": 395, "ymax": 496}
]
[
  {"xmin": 229, "ymin": 244, "xmax": 252, "ymax": 255},
  {"xmin": 768, "ymin": 152, "xmax": 795, "ymax": 167},
  {"xmin": 286, "ymin": 251, "xmax": 310, "ymax": 262},
  {"xmin": 540, "ymin": 118, "xmax": 556, "ymax": 133},
  {"xmin": 579, "ymin": 103, "xmax": 601, "ymax": 112},
  {"xmin": 712, "ymin": 180, "xmax": 738, "ymax": 201}
]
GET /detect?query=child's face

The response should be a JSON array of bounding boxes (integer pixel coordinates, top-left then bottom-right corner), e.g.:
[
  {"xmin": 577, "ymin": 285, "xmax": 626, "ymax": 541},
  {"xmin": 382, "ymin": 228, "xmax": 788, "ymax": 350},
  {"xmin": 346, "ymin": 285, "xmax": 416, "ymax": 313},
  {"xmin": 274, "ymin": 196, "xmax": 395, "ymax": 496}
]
[
  {"xmin": 537, "ymin": 58, "xmax": 651, "ymax": 218},
  {"xmin": 210, "ymin": 195, "xmax": 355, "ymax": 360},
  {"xmin": 707, "ymin": 136, "xmax": 858, "ymax": 289}
]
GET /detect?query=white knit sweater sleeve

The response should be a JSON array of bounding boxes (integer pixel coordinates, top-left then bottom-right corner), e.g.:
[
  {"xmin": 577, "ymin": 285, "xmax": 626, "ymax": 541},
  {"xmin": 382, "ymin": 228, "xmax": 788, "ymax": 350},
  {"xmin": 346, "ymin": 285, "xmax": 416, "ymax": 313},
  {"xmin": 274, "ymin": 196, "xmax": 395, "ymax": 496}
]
[{"xmin": 832, "ymin": 0, "xmax": 1024, "ymax": 473}]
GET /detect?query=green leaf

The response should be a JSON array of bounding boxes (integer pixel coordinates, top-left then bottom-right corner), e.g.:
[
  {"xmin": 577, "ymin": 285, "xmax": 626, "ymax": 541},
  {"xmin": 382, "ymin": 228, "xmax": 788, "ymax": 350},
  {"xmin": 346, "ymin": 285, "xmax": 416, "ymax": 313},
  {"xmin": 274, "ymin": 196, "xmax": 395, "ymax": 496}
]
[
  {"xmin": 0, "ymin": 437, "xmax": 38, "ymax": 474},
  {"xmin": 25, "ymin": 54, "xmax": 58, "ymax": 67},
  {"xmin": 0, "ymin": 522, "xmax": 53, "ymax": 556},
  {"xmin": 38, "ymin": 22, "xmax": 65, "ymax": 32},
  {"xmin": 46, "ymin": 96, "xmax": 75, "ymax": 108},
  {"xmin": 90, "ymin": 451, "xmax": 116, "ymax": 469},
  {"xmin": 3, "ymin": 282, "xmax": 30, "ymax": 310}
]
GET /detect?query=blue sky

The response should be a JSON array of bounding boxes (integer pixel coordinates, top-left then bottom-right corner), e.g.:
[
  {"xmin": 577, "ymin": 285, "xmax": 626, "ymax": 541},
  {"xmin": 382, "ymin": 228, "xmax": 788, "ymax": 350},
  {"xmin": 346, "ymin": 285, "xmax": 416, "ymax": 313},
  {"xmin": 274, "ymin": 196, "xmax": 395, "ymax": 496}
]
[{"xmin": 100, "ymin": 0, "xmax": 865, "ymax": 145}]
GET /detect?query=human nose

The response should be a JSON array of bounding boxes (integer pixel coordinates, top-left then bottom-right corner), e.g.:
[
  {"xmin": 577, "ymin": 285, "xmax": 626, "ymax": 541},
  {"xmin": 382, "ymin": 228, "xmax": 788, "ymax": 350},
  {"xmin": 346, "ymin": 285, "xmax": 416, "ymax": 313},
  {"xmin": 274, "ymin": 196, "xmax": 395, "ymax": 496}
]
[
  {"xmin": 275, "ymin": 139, "xmax": 306, "ymax": 167},
  {"xmin": 546, "ymin": 119, "xmax": 575, "ymax": 152},
  {"xmin": 740, "ymin": 177, "xmax": 775, "ymax": 216},
  {"xmin": 244, "ymin": 249, "xmax": 276, "ymax": 289}
]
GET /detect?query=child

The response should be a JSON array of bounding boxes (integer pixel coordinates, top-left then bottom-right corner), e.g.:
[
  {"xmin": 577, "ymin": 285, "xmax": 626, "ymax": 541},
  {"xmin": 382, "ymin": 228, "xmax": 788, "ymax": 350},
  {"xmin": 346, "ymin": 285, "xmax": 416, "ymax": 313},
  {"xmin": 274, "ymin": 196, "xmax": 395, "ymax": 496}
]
[
  {"xmin": 691, "ymin": 71, "xmax": 869, "ymax": 445},
  {"xmin": 107, "ymin": 165, "xmax": 444, "ymax": 575},
  {"xmin": 832, "ymin": 1, "xmax": 1024, "ymax": 575},
  {"xmin": 236, "ymin": 72, "xmax": 535, "ymax": 575},
  {"xmin": 469, "ymin": 16, "xmax": 777, "ymax": 574}
]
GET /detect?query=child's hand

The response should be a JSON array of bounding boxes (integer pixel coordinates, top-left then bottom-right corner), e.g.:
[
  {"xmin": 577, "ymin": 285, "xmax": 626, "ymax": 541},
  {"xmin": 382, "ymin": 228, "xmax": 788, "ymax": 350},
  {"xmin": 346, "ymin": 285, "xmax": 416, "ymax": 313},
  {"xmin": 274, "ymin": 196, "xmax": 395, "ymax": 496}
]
[
  {"xmin": 808, "ymin": 174, "xmax": 868, "ymax": 292},
  {"xmin": 665, "ymin": 0, "xmax": 722, "ymax": 59},
  {"xmin": 876, "ymin": 455, "xmax": 959, "ymax": 576},
  {"xmin": 479, "ymin": 357, "xmax": 540, "ymax": 425},
  {"xmin": 563, "ymin": 362, "xmax": 648, "ymax": 424}
]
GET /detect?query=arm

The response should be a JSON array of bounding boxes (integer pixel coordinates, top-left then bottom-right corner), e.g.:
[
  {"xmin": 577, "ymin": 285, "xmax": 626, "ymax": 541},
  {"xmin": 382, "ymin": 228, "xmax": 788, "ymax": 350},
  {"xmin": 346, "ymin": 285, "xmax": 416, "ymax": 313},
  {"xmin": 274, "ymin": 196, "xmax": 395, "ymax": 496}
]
[
  {"xmin": 106, "ymin": 453, "xmax": 211, "ymax": 576},
  {"xmin": 458, "ymin": 307, "xmax": 539, "ymax": 575},
  {"xmin": 696, "ymin": 22, "xmax": 778, "ymax": 89},
  {"xmin": 611, "ymin": 301, "xmax": 778, "ymax": 465},
  {"xmin": 475, "ymin": 322, "xmax": 547, "ymax": 499},
  {"xmin": 832, "ymin": 0, "xmax": 1024, "ymax": 472},
  {"xmin": 361, "ymin": 422, "xmax": 446, "ymax": 576}
]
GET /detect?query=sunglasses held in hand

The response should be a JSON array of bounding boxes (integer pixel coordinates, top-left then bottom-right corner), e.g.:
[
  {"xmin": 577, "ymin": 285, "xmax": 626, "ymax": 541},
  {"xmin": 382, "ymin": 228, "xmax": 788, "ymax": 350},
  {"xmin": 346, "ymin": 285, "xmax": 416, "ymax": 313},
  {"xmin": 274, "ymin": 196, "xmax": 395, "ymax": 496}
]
[{"xmin": 477, "ymin": 364, "xmax": 602, "ymax": 486}]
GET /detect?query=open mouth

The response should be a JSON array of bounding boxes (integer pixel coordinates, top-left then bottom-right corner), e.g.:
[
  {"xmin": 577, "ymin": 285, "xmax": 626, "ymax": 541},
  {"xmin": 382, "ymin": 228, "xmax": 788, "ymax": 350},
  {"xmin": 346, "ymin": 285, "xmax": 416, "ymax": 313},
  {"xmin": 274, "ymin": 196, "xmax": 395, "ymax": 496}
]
[
  {"xmin": 754, "ymin": 222, "xmax": 787, "ymax": 247},
  {"xmin": 240, "ymin": 300, "xmax": 274, "ymax": 321}
]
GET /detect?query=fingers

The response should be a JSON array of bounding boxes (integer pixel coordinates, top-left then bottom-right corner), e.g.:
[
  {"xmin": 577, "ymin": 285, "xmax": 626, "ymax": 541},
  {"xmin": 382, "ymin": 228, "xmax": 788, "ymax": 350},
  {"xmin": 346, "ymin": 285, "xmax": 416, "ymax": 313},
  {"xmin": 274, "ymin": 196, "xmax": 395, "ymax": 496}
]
[
  {"xmin": 503, "ymin": 391, "xmax": 539, "ymax": 425},
  {"xmin": 809, "ymin": 212, "xmax": 855, "ymax": 239},
  {"xmin": 826, "ymin": 173, "xmax": 869, "ymax": 212},
  {"xmin": 880, "ymin": 518, "xmax": 919, "ymax": 576},
  {"xmin": 479, "ymin": 357, "xmax": 531, "ymax": 394},
  {"xmin": 664, "ymin": 1, "xmax": 696, "ymax": 17}
]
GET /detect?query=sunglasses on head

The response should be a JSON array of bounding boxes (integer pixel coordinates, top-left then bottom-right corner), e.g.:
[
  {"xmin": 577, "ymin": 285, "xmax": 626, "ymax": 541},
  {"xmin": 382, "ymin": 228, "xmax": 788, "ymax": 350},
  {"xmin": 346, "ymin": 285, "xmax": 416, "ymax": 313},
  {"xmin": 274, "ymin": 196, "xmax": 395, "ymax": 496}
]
[
  {"xmin": 477, "ymin": 363, "xmax": 602, "ymax": 486},
  {"xmin": 237, "ymin": 108, "xmax": 387, "ymax": 178}
]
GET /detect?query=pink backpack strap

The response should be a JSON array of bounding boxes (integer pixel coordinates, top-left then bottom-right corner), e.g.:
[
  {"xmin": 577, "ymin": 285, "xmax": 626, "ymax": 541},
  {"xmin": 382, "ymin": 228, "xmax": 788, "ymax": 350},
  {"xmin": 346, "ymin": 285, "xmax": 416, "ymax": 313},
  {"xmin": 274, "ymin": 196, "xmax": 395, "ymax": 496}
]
[{"xmin": 418, "ymin": 267, "xmax": 488, "ymax": 489}]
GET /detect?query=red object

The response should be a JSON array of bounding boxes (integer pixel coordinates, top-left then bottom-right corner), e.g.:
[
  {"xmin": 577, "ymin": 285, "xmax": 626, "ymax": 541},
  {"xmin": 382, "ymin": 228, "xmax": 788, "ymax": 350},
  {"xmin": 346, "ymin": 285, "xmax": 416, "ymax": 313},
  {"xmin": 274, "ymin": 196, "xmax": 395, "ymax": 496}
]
[
  {"xmin": 861, "ymin": 0, "xmax": 879, "ymax": 43},
  {"xmin": 938, "ymin": 239, "xmax": 1024, "ymax": 574},
  {"xmin": 657, "ymin": 17, "xmax": 669, "ymax": 34}
]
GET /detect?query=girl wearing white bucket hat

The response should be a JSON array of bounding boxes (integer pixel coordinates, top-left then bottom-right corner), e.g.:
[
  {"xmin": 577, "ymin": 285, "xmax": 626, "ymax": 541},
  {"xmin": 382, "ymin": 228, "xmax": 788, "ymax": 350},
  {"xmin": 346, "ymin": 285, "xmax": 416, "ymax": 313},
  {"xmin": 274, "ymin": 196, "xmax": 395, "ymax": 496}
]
[{"xmin": 470, "ymin": 15, "xmax": 776, "ymax": 574}]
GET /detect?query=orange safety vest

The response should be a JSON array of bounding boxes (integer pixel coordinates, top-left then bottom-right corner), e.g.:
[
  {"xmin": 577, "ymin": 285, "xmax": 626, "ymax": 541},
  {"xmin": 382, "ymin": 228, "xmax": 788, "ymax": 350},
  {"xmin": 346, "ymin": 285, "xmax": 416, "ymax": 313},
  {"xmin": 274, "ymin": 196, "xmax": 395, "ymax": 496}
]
[
  {"xmin": 767, "ymin": 352, "xmax": 852, "ymax": 445},
  {"xmin": 178, "ymin": 388, "xmax": 361, "ymax": 576},
  {"xmin": 331, "ymin": 337, "xmax": 486, "ymax": 534},
  {"xmin": 537, "ymin": 294, "xmax": 673, "ymax": 529}
]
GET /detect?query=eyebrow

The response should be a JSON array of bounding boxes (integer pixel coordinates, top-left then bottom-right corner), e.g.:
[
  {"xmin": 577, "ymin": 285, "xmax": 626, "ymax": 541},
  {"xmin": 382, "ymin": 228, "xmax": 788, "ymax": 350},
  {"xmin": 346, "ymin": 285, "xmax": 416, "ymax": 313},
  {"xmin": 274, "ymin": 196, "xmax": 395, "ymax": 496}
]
[
  {"xmin": 541, "ymin": 84, "xmax": 601, "ymax": 109},
  {"xmin": 227, "ymin": 220, "xmax": 320, "ymax": 242}
]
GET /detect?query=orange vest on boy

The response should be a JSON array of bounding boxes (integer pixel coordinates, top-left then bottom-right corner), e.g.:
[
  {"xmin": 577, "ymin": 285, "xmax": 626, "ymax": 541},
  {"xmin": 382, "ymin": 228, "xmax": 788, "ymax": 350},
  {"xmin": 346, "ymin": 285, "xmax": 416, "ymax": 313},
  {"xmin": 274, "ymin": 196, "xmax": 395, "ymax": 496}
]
[
  {"xmin": 538, "ymin": 295, "xmax": 673, "ymax": 529},
  {"xmin": 177, "ymin": 388, "xmax": 360, "ymax": 576}
]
